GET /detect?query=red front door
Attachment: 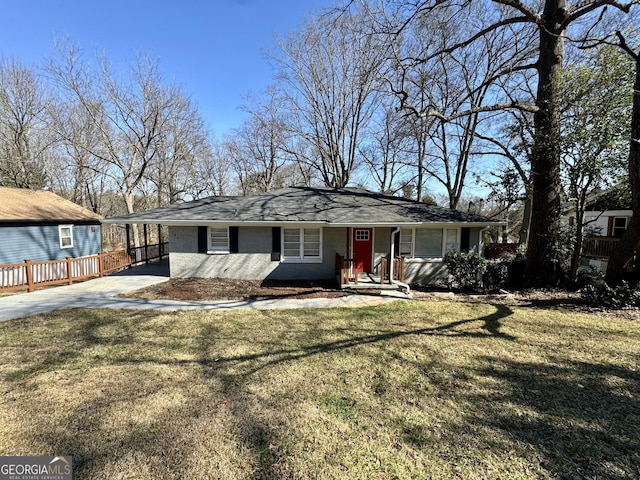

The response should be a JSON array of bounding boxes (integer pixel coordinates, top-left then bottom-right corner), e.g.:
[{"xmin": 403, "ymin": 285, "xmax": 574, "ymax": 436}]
[{"xmin": 353, "ymin": 228, "xmax": 373, "ymax": 273}]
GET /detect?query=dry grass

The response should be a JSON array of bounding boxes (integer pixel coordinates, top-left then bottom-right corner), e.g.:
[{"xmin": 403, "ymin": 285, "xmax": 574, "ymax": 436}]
[{"xmin": 0, "ymin": 301, "xmax": 638, "ymax": 479}]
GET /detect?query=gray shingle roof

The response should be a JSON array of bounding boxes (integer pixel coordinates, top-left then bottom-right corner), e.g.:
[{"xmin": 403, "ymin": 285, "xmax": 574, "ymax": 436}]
[{"xmin": 104, "ymin": 187, "xmax": 500, "ymax": 226}]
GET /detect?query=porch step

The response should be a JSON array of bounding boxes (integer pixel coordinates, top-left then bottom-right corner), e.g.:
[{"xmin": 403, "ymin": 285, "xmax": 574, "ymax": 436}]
[{"xmin": 340, "ymin": 273, "xmax": 411, "ymax": 296}]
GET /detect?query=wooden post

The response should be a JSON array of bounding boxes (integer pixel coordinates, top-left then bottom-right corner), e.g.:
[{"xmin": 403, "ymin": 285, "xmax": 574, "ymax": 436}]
[
  {"xmin": 98, "ymin": 252, "xmax": 104, "ymax": 277},
  {"xmin": 158, "ymin": 224, "xmax": 163, "ymax": 257},
  {"xmin": 66, "ymin": 257, "xmax": 73, "ymax": 285},
  {"xmin": 25, "ymin": 259, "xmax": 34, "ymax": 293},
  {"xmin": 144, "ymin": 224, "xmax": 149, "ymax": 264},
  {"xmin": 380, "ymin": 257, "xmax": 386, "ymax": 285},
  {"xmin": 125, "ymin": 223, "xmax": 131, "ymax": 253}
]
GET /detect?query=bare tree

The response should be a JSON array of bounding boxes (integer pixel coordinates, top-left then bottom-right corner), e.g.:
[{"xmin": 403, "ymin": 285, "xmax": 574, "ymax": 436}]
[
  {"xmin": 142, "ymin": 90, "xmax": 212, "ymax": 206},
  {"xmin": 360, "ymin": 98, "xmax": 410, "ymax": 194},
  {"xmin": 47, "ymin": 99, "xmax": 111, "ymax": 212},
  {"xmin": 188, "ymin": 137, "xmax": 230, "ymax": 198},
  {"xmin": 0, "ymin": 59, "xmax": 54, "ymax": 189},
  {"xmin": 231, "ymin": 87, "xmax": 293, "ymax": 193},
  {"xmin": 272, "ymin": 7, "xmax": 388, "ymax": 187},
  {"xmin": 46, "ymin": 43, "xmax": 199, "ymax": 245}
]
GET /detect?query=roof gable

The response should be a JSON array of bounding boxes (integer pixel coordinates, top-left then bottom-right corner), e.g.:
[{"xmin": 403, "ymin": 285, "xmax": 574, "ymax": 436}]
[
  {"xmin": 104, "ymin": 187, "xmax": 500, "ymax": 226},
  {"xmin": 0, "ymin": 187, "xmax": 103, "ymax": 223}
]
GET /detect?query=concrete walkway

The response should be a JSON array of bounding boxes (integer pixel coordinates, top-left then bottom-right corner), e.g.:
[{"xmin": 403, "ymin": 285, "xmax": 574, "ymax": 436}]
[{"xmin": 0, "ymin": 261, "xmax": 405, "ymax": 322}]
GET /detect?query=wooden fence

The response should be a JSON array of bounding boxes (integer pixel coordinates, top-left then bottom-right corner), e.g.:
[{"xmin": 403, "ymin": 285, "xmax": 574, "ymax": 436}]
[
  {"xmin": 0, "ymin": 250, "xmax": 131, "ymax": 293},
  {"xmin": 128, "ymin": 242, "xmax": 169, "ymax": 266}
]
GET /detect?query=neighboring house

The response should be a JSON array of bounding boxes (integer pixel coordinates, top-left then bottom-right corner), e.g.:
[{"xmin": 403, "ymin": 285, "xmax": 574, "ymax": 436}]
[
  {"xmin": 562, "ymin": 187, "xmax": 632, "ymax": 272},
  {"xmin": 0, "ymin": 187, "xmax": 102, "ymax": 265},
  {"xmin": 105, "ymin": 187, "xmax": 501, "ymax": 286}
]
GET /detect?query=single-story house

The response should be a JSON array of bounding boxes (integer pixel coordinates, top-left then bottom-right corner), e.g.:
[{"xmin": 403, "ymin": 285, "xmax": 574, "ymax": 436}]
[
  {"xmin": 0, "ymin": 186, "xmax": 102, "ymax": 265},
  {"xmin": 105, "ymin": 187, "xmax": 501, "ymax": 287}
]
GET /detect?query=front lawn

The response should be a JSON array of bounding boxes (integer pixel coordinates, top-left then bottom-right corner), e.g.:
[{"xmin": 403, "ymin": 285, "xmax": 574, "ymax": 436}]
[{"xmin": 0, "ymin": 301, "xmax": 638, "ymax": 479}]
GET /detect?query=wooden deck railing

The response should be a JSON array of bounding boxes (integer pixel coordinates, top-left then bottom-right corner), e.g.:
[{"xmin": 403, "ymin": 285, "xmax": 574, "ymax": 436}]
[
  {"xmin": 380, "ymin": 256, "xmax": 406, "ymax": 284},
  {"xmin": 582, "ymin": 236, "xmax": 620, "ymax": 259},
  {"xmin": 128, "ymin": 242, "xmax": 169, "ymax": 265},
  {"xmin": 0, "ymin": 250, "xmax": 131, "ymax": 293},
  {"xmin": 336, "ymin": 254, "xmax": 358, "ymax": 287}
]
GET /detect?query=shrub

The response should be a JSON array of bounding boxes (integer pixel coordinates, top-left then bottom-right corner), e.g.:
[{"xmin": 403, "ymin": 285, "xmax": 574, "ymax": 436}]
[
  {"xmin": 444, "ymin": 251, "xmax": 487, "ymax": 291},
  {"xmin": 581, "ymin": 280, "xmax": 640, "ymax": 309},
  {"xmin": 483, "ymin": 260, "xmax": 510, "ymax": 291}
]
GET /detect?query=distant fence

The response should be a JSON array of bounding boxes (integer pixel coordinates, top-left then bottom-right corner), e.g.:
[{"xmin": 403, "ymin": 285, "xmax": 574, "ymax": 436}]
[
  {"xmin": 128, "ymin": 242, "xmax": 169, "ymax": 266},
  {"xmin": 484, "ymin": 243, "xmax": 519, "ymax": 259},
  {"xmin": 582, "ymin": 236, "xmax": 620, "ymax": 259},
  {"xmin": 0, "ymin": 250, "xmax": 131, "ymax": 293}
]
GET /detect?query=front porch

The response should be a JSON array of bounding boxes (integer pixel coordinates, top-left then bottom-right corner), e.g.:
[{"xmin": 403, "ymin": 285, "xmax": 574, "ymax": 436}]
[{"xmin": 336, "ymin": 253, "xmax": 409, "ymax": 294}]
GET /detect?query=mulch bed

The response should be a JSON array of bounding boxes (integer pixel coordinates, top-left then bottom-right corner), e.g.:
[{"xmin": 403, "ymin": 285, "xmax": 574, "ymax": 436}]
[{"xmin": 123, "ymin": 278, "xmax": 351, "ymax": 301}]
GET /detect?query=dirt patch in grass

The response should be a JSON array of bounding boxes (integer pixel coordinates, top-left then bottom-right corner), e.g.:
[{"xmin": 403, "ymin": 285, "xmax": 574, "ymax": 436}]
[{"xmin": 122, "ymin": 277, "xmax": 351, "ymax": 301}]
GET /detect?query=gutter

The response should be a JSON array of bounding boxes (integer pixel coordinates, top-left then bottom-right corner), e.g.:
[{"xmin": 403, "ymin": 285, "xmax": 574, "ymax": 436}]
[{"xmin": 390, "ymin": 226, "xmax": 411, "ymax": 295}]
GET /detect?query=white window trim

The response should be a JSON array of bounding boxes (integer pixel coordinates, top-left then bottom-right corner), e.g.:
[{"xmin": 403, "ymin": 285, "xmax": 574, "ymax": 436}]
[
  {"xmin": 59, "ymin": 224, "xmax": 74, "ymax": 249},
  {"xmin": 443, "ymin": 227, "xmax": 461, "ymax": 256},
  {"xmin": 400, "ymin": 227, "xmax": 461, "ymax": 259},
  {"xmin": 207, "ymin": 226, "xmax": 230, "ymax": 254},
  {"xmin": 281, "ymin": 227, "xmax": 323, "ymax": 263},
  {"xmin": 400, "ymin": 228, "xmax": 415, "ymax": 258},
  {"xmin": 612, "ymin": 217, "xmax": 629, "ymax": 237}
]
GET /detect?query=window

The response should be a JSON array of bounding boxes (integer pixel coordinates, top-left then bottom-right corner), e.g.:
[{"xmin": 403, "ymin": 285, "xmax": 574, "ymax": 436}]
[
  {"xmin": 282, "ymin": 227, "xmax": 322, "ymax": 261},
  {"xmin": 400, "ymin": 228, "xmax": 414, "ymax": 257},
  {"xmin": 399, "ymin": 227, "xmax": 459, "ymax": 258},
  {"xmin": 444, "ymin": 228, "xmax": 459, "ymax": 253},
  {"xmin": 59, "ymin": 225, "xmax": 73, "ymax": 249},
  {"xmin": 415, "ymin": 228, "xmax": 443, "ymax": 258},
  {"xmin": 355, "ymin": 229, "xmax": 370, "ymax": 241},
  {"xmin": 208, "ymin": 227, "xmax": 229, "ymax": 253},
  {"xmin": 612, "ymin": 217, "xmax": 629, "ymax": 238}
]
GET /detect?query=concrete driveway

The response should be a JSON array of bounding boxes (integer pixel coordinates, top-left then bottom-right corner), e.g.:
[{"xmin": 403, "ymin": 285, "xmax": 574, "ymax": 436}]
[{"xmin": 0, "ymin": 260, "xmax": 403, "ymax": 322}]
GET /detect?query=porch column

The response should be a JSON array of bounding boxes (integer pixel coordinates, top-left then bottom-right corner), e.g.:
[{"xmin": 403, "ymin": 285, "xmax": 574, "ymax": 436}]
[
  {"xmin": 144, "ymin": 224, "xmax": 149, "ymax": 264},
  {"xmin": 389, "ymin": 227, "xmax": 400, "ymax": 284}
]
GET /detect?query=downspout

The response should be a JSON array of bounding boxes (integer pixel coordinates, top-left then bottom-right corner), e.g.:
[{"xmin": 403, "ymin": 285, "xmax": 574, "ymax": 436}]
[{"xmin": 390, "ymin": 226, "xmax": 411, "ymax": 295}]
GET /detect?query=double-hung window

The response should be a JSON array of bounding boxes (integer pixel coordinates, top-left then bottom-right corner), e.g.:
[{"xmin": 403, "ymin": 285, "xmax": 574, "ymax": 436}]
[
  {"xmin": 612, "ymin": 217, "xmax": 629, "ymax": 238},
  {"xmin": 444, "ymin": 228, "xmax": 459, "ymax": 253},
  {"xmin": 208, "ymin": 227, "xmax": 229, "ymax": 253},
  {"xmin": 59, "ymin": 225, "xmax": 73, "ymax": 249},
  {"xmin": 400, "ymin": 227, "xmax": 459, "ymax": 258},
  {"xmin": 282, "ymin": 227, "xmax": 322, "ymax": 262},
  {"xmin": 400, "ymin": 228, "xmax": 414, "ymax": 257}
]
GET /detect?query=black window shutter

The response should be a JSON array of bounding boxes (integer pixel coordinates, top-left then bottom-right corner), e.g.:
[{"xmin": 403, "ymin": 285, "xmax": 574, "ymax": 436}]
[
  {"xmin": 271, "ymin": 227, "xmax": 281, "ymax": 260},
  {"xmin": 461, "ymin": 227, "xmax": 470, "ymax": 252},
  {"xmin": 197, "ymin": 226, "xmax": 208, "ymax": 253},
  {"xmin": 229, "ymin": 226, "xmax": 239, "ymax": 253}
]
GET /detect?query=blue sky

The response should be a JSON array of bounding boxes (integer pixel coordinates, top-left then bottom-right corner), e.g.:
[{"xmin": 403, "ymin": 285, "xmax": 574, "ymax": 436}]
[{"xmin": 0, "ymin": 0, "xmax": 335, "ymax": 136}]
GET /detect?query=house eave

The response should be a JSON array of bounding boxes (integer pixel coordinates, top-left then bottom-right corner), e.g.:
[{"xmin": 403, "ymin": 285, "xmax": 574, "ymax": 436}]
[{"xmin": 102, "ymin": 218, "xmax": 504, "ymax": 228}]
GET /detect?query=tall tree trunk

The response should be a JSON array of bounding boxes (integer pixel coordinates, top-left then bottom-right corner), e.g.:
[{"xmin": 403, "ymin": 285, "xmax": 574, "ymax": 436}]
[
  {"xmin": 570, "ymin": 205, "xmax": 585, "ymax": 282},
  {"xmin": 606, "ymin": 52, "xmax": 640, "ymax": 284},
  {"xmin": 525, "ymin": 0, "xmax": 566, "ymax": 285},
  {"xmin": 519, "ymin": 187, "xmax": 532, "ymax": 245}
]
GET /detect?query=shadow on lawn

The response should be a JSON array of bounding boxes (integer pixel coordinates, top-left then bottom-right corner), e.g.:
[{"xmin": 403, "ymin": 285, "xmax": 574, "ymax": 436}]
[
  {"xmin": 5, "ymin": 303, "xmax": 523, "ymax": 478},
  {"xmin": 195, "ymin": 303, "xmax": 516, "ymax": 376},
  {"xmin": 467, "ymin": 357, "xmax": 640, "ymax": 479}
]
